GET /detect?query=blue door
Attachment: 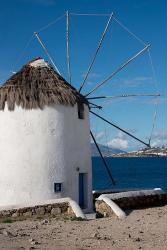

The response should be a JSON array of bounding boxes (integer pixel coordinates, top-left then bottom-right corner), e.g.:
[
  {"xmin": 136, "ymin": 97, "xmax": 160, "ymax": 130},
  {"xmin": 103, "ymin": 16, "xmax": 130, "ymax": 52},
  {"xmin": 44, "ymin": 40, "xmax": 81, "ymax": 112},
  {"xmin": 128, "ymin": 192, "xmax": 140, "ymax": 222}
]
[{"xmin": 79, "ymin": 173, "xmax": 85, "ymax": 209}]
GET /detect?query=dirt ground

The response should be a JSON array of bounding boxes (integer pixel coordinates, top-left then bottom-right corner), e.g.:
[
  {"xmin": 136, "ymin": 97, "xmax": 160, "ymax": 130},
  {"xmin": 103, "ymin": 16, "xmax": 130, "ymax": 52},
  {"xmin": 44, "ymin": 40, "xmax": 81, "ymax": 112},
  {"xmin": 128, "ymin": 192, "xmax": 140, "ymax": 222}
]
[{"xmin": 0, "ymin": 205, "xmax": 167, "ymax": 250}]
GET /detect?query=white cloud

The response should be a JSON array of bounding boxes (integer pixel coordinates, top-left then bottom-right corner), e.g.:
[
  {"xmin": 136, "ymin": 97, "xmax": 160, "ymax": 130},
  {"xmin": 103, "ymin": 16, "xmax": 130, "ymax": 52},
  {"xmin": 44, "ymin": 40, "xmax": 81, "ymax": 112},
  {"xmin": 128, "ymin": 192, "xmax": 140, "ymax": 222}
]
[
  {"xmin": 95, "ymin": 131, "xmax": 105, "ymax": 140},
  {"xmin": 81, "ymin": 72, "xmax": 101, "ymax": 79},
  {"xmin": 108, "ymin": 138, "xmax": 128, "ymax": 149},
  {"xmin": 134, "ymin": 76, "xmax": 152, "ymax": 81},
  {"xmin": 118, "ymin": 76, "xmax": 152, "ymax": 88},
  {"xmin": 152, "ymin": 130, "xmax": 167, "ymax": 140},
  {"xmin": 151, "ymin": 140, "xmax": 161, "ymax": 147},
  {"xmin": 106, "ymin": 129, "xmax": 137, "ymax": 150},
  {"xmin": 80, "ymin": 72, "xmax": 102, "ymax": 86},
  {"xmin": 151, "ymin": 139, "xmax": 167, "ymax": 147},
  {"xmin": 150, "ymin": 129, "xmax": 167, "ymax": 147},
  {"xmin": 147, "ymin": 97, "xmax": 167, "ymax": 105}
]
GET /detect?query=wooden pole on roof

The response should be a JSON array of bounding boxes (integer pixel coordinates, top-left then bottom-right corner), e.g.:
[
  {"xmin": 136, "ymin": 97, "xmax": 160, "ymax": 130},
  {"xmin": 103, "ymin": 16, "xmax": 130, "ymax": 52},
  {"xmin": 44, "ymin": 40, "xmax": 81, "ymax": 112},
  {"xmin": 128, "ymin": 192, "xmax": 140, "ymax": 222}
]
[
  {"xmin": 87, "ymin": 93, "xmax": 161, "ymax": 100},
  {"xmin": 79, "ymin": 12, "xmax": 114, "ymax": 93},
  {"xmin": 88, "ymin": 102, "xmax": 102, "ymax": 109},
  {"xmin": 85, "ymin": 44, "xmax": 151, "ymax": 97},
  {"xmin": 90, "ymin": 130, "xmax": 115, "ymax": 185},
  {"xmin": 66, "ymin": 11, "xmax": 72, "ymax": 84},
  {"xmin": 90, "ymin": 110, "xmax": 151, "ymax": 148},
  {"xmin": 34, "ymin": 32, "xmax": 61, "ymax": 75}
]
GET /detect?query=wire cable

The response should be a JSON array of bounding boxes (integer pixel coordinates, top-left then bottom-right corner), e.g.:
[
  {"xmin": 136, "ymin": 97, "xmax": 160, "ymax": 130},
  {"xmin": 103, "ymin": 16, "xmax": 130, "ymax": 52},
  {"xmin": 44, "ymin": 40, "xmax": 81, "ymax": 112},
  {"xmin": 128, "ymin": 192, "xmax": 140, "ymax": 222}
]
[
  {"xmin": 37, "ymin": 14, "xmax": 66, "ymax": 33},
  {"xmin": 79, "ymin": 13, "xmax": 114, "ymax": 93},
  {"xmin": 11, "ymin": 34, "xmax": 34, "ymax": 72},
  {"xmin": 113, "ymin": 17, "xmax": 147, "ymax": 46},
  {"xmin": 147, "ymin": 49, "xmax": 159, "ymax": 145}
]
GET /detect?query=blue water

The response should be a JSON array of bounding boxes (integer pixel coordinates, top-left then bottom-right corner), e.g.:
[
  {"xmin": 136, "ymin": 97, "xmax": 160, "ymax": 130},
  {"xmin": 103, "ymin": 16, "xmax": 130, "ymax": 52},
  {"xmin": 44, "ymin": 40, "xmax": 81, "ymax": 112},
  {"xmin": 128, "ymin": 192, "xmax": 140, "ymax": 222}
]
[{"xmin": 92, "ymin": 157, "xmax": 167, "ymax": 192}]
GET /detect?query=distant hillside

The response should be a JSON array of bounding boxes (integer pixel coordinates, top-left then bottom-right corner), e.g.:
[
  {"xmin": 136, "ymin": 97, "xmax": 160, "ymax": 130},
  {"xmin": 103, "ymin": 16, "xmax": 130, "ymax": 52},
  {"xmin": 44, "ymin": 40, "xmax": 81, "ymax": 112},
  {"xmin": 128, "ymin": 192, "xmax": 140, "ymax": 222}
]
[
  {"xmin": 112, "ymin": 147, "xmax": 167, "ymax": 157},
  {"xmin": 91, "ymin": 143, "xmax": 126, "ymax": 156}
]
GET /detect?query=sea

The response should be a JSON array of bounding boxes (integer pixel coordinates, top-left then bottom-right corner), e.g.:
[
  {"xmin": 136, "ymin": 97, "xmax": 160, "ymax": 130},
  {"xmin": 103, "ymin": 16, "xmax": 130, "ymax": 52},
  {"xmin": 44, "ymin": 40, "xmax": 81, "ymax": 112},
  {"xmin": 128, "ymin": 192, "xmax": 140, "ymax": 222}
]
[{"xmin": 92, "ymin": 157, "xmax": 167, "ymax": 193}]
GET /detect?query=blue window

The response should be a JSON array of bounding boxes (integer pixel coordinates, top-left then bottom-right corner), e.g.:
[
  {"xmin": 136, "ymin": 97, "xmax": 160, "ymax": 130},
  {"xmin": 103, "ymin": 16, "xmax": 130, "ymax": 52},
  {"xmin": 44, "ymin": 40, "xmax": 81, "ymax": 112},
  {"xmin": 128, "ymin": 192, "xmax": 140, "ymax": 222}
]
[{"xmin": 54, "ymin": 183, "xmax": 62, "ymax": 192}]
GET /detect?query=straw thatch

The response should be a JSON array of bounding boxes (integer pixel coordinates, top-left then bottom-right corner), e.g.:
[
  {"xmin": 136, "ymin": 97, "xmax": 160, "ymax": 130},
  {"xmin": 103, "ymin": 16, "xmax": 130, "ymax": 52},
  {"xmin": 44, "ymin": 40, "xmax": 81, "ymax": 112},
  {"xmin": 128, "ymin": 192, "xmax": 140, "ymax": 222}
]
[{"xmin": 0, "ymin": 59, "xmax": 88, "ymax": 111}]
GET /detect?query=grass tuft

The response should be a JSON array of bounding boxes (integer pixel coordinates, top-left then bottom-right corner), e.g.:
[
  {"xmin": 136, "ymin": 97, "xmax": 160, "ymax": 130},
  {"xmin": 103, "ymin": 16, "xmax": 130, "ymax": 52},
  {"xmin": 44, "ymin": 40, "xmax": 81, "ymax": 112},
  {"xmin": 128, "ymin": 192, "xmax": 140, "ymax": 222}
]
[
  {"xmin": 1, "ymin": 218, "xmax": 13, "ymax": 223},
  {"xmin": 71, "ymin": 217, "xmax": 87, "ymax": 221}
]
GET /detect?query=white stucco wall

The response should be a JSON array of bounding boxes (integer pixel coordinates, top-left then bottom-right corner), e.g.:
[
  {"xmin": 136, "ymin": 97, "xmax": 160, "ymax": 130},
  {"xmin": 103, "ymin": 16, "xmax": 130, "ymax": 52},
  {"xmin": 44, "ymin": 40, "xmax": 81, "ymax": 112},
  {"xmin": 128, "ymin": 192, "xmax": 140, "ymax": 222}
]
[{"xmin": 0, "ymin": 104, "xmax": 92, "ymax": 211}]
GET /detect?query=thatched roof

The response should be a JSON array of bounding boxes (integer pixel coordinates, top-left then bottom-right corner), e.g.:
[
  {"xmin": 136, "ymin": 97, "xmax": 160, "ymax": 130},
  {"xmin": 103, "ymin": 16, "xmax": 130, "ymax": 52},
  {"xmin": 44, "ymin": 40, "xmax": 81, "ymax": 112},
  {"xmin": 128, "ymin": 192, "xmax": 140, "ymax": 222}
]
[{"xmin": 0, "ymin": 58, "xmax": 88, "ymax": 111}]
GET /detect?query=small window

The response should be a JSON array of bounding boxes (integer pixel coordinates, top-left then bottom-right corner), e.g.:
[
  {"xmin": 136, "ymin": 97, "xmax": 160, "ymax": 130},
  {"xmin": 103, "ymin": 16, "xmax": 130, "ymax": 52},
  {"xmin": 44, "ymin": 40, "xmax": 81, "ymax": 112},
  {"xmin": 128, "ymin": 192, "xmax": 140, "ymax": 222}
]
[
  {"xmin": 77, "ymin": 103, "xmax": 84, "ymax": 119},
  {"xmin": 54, "ymin": 183, "xmax": 62, "ymax": 193}
]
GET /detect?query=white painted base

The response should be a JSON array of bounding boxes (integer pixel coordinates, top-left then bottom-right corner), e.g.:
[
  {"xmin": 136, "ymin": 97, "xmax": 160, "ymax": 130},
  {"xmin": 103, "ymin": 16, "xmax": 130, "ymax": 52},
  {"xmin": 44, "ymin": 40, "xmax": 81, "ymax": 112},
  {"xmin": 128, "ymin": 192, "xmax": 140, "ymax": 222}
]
[{"xmin": 0, "ymin": 104, "xmax": 92, "ymax": 211}]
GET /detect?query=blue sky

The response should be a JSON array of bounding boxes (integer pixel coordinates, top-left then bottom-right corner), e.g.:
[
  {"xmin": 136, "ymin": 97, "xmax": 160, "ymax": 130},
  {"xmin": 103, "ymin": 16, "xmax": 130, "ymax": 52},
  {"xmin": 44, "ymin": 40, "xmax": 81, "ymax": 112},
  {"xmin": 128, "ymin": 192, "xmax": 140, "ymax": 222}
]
[{"xmin": 0, "ymin": 0, "xmax": 167, "ymax": 151}]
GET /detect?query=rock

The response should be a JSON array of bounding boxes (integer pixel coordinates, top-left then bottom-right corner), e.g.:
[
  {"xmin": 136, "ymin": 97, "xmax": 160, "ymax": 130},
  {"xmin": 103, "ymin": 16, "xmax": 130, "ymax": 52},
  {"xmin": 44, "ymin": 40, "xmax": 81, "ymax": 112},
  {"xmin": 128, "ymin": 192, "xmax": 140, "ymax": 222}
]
[
  {"xmin": 51, "ymin": 207, "xmax": 61, "ymax": 215},
  {"xmin": 20, "ymin": 233, "xmax": 30, "ymax": 237},
  {"xmin": 41, "ymin": 219, "xmax": 49, "ymax": 225},
  {"xmin": 23, "ymin": 211, "xmax": 32, "ymax": 217},
  {"xmin": 31, "ymin": 209, "xmax": 36, "ymax": 215},
  {"xmin": 103, "ymin": 235, "xmax": 111, "ymax": 240},
  {"xmin": 67, "ymin": 206, "xmax": 74, "ymax": 215},
  {"xmin": 91, "ymin": 232, "xmax": 97, "ymax": 238},
  {"xmin": 31, "ymin": 225, "xmax": 38, "ymax": 229},
  {"xmin": 103, "ymin": 212, "xmax": 107, "ymax": 217},
  {"xmin": 35, "ymin": 207, "xmax": 45, "ymax": 215},
  {"xmin": 91, "ymin": 232, "xmax": 100, "ymax": 239},
  {"xmin": 12, "ymin": 212, "xmax": 20, "ymax": 218},
  {"xmin": 29, "ymin": 238, "xmax": 39, "ymax": 245},
  {"xmin": 45, "ymin": 205, "xmax": 52, "ymax": 213},
  {"xmin": 135, "ymin": 237, "xmax": 141, "ymax": 242},
  {"xmin": 18, "ymin": 208, "xmax": 28, "ymax": 214},
  {"xmin": 1, "ymin": 211, "xmax": 11, "ymax": 217},
  {"xmin": 2, "ymin": 230, "xmax": 15, "ymax": 237}
]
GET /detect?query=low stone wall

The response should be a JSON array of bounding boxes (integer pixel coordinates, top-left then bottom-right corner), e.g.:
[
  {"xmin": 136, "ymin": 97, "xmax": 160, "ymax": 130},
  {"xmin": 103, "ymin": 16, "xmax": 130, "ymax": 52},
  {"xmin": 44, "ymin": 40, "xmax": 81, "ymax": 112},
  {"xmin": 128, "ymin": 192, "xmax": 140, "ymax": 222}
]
[
  {"xmin": 95, "ymin": 191, "xmax": 167, "ymax": 217},
  {"xmin": 113, "ymin": 193, "xmax": 166, "ymax": 210},
  {"xmin": 0, "ymin": 202, "xmax": 75, "ymax": 221},
  {"xmin": 95, "ymin": 201, "xmax": 114, "ymax": 217}
]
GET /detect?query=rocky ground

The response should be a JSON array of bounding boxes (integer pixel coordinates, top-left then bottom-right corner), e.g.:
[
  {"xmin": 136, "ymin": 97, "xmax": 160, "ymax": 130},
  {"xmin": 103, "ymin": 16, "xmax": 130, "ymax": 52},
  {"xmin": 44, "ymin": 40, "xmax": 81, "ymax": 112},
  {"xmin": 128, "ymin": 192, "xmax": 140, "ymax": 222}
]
[{"xmin": 0, "ymin": 205, "xmax": 167, "ymax": 250}]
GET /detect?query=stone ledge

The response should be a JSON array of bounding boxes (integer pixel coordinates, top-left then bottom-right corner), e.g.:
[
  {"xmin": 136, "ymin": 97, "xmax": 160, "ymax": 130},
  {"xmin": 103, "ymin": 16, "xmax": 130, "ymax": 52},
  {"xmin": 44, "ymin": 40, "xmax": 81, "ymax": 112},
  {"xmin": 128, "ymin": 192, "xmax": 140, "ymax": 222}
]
[
  {"xmin": 0, "ymin": 201, "xmax": 75, "ymax": 221},
  {"xmin": 95, "ymin": 201, "xmax": 115, "ymax": 217},
  {"xmin": 95, "ymin": 191, "xmax": 167, "ymax": 217},
  {"xmin": 113, "ymin": 194, "xmax": 166, "ymax": 209}
]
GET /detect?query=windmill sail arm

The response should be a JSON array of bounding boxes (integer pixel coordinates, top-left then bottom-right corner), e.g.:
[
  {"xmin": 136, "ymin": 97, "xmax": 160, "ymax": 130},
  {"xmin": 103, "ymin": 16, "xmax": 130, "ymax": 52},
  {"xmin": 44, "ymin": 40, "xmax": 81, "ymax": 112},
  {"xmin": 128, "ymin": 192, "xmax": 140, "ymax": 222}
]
[
  {"xmin": 88, "ymin": 102, "xmax": 102, "ymax": 109},
  {"xmin": 87, "ymin": 93, "xmax": 161, "ymax": 100},
  {"xmin": 85, "ymin": 44, "xmax": 150, "ymax": 97},
  {"xmin": 79, "ymin": 13, "xmax": 114, "ymax": 93},
  {"xmin": 66, "ymin": 11, "xmax": 72, "ymax": 84},
  {"xmin": 90, "ymin": 111, "xmax": 150, "ymax": 148},
  {"xmin": 90, "ymin": 130, "xmax": 115, "ymax": 185},
  {"xmin": 34, "ymin": 32, "xmax": 61, "ymax": 75}
]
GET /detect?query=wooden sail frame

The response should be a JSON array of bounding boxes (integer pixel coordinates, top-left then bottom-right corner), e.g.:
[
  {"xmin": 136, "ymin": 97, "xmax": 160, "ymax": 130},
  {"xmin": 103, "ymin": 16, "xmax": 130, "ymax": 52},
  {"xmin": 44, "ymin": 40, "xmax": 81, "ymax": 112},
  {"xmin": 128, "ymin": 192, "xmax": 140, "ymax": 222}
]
[{"xmin": 32, "ymin": 11, "xmax": 160, "ymax": 185}]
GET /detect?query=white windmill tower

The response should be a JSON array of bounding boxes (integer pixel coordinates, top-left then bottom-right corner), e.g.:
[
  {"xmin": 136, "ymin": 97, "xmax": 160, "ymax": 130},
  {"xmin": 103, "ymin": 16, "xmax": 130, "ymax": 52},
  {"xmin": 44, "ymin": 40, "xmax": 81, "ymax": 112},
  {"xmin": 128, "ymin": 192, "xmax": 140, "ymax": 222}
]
[
  {"xmin": 0, "ymin": 58, "xmax": 92, "ymax": 211},
  {"xmin": 0, "ymin": 11, "xmax": 159, "ymax": 211}
]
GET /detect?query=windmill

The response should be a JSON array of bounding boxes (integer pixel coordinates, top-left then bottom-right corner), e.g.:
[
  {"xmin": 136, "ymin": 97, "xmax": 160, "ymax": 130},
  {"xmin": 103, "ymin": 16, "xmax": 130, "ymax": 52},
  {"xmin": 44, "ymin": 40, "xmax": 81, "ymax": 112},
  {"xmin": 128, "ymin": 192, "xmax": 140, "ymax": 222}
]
[{"xmin": 11, "ymin": 11, "xmax": 160, "ymax": 187}]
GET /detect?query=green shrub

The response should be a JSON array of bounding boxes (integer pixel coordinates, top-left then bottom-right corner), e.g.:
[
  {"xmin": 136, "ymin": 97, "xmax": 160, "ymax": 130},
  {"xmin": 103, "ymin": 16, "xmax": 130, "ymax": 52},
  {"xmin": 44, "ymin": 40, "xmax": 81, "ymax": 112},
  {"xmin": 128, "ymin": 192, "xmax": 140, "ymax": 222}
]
[
  {"xmin": 2, "ymin": 218, "xmax": 13, "ymax": 223},
  {"xmin": 71, "ymin": 217, "xmax": 87, "ymax": 221}
]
